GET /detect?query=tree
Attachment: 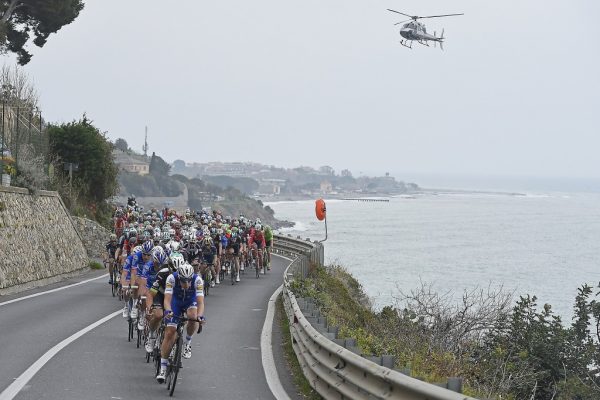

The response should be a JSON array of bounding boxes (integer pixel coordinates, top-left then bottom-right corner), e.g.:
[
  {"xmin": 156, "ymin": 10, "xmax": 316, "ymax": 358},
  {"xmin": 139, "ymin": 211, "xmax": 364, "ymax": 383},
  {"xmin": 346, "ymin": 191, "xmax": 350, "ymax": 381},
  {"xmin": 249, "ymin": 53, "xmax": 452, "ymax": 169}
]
[
  {"xmin": 172, "ymin": 159, "xmax": 186, "ymax": 173},
  {"xmin": 149, "ymin": 151, "xmax": 170, "ymax": 177},
  {"xmin": 0, "ymin": 0, "xmax": 84, "ymax": 65},
  {"xmin": 0, "ymin": 64, "xmax": 38, "ymax": 107},
  {"xmin": 48, "ymin": 115, "xmax": 118, "ymax": 222},
  {"xmin": 114, "ymin": 138, "xmax": 129, "ymax": 152}
]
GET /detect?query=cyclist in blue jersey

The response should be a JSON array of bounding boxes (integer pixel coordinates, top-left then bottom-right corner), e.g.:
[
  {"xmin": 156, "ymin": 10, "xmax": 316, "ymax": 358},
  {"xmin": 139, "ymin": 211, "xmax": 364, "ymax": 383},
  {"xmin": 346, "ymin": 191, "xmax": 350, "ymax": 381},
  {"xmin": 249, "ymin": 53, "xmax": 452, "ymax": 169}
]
[
  {"xmin": 143, "ymin": 247, "xmax": 170, "ymax": 353},
  {"xmin": 121, "ymin": 244, "xmax": 143, "ymax": 318},
  {"xmin": 130, "ymin": 240, "xmax": 153, "ymax": 321},
  {"xmin": 156, "ymin": 263, "xmax": 205, "ymax": 383}
]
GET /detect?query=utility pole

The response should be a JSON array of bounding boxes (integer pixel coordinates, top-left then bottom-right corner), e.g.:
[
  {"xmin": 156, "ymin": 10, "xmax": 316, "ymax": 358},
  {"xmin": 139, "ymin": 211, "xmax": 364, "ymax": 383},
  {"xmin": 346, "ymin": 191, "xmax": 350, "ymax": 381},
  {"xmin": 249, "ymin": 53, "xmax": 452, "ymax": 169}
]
[{"xmin": 142, "ymin": 126, "xmax": 149, "ymax": 159}]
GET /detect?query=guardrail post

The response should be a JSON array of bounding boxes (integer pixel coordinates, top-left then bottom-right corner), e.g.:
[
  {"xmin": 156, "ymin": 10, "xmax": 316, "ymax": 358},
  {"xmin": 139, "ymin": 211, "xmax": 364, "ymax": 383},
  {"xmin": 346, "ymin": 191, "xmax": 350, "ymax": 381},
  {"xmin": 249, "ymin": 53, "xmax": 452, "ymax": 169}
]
[
  {"xmin": 381, "ymin": 355, "xmax": 395, "ymax": 369},
  {"xmin": 447, "ymin": 377, "xmax": 462, "ymax": 393}
]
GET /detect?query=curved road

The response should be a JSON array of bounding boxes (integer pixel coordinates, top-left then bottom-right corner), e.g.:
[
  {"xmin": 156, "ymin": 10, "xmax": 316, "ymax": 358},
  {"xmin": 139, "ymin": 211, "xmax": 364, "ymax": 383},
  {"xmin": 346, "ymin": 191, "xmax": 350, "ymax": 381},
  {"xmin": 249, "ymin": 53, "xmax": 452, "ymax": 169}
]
[{"xmin": 0, "ymin": 256, "xmax": 296, "ymax": 400}]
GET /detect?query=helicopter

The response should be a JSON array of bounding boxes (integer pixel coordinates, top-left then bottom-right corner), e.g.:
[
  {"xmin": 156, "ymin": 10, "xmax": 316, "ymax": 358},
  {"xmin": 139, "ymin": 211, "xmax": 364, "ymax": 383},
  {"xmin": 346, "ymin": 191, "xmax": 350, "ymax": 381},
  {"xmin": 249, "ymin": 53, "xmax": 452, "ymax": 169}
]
[{"xmin": 387, "ymin": 9, "xmax": 463, "ymax": 50}]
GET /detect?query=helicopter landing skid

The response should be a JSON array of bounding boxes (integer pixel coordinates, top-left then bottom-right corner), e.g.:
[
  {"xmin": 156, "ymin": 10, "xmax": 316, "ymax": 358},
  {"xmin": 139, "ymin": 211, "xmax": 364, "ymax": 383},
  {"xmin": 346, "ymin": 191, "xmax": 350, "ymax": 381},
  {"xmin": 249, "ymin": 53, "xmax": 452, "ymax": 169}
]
[{"xmin": 399, "ymin": 40, "xmax": 413, "ymax": 49}]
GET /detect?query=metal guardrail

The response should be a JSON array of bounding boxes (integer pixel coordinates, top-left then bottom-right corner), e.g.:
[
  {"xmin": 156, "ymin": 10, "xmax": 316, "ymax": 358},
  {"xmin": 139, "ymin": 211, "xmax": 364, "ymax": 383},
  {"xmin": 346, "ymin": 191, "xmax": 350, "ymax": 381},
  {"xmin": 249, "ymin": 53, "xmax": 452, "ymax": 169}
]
[{"xmin": 273, "ymin": 234, "xmax": 475, "ymax": 400}]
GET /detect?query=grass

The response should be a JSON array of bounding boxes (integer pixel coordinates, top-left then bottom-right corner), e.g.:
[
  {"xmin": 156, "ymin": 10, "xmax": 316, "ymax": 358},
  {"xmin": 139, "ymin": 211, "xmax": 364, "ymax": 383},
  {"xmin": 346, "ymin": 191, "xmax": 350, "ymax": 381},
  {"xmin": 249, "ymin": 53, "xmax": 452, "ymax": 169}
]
[
  {"xmin": 88, "ymin": 260, "xmax": 104, "ymax": 270},
  {"xmin": 276, "ymin": 293, "xmax": 322, "ymax": 400}
]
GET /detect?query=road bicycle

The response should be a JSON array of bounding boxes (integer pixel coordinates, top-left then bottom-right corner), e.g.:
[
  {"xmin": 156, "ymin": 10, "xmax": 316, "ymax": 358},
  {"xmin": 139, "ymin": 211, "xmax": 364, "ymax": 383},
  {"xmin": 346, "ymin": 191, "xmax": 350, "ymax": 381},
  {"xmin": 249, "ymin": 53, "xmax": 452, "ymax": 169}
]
[
  {"xmin": 165, "ymin": 314, "xmax": 203, "ymax": 397},
  {"xmin": 124, "ymin": 285, "xmax": 139, "ymax": 342}
]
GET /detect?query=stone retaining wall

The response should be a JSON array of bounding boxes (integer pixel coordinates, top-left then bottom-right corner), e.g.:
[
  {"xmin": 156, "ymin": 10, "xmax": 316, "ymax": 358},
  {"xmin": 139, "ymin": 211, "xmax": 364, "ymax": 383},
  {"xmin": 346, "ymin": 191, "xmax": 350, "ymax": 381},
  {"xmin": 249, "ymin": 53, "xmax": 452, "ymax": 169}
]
[
  {"xmin": 72, "ymin": 217, "xmax": 111, "ymax": 260},
  {"xmin": 0, "ymin": 186, "xmax": 89, "ymax": 295}
]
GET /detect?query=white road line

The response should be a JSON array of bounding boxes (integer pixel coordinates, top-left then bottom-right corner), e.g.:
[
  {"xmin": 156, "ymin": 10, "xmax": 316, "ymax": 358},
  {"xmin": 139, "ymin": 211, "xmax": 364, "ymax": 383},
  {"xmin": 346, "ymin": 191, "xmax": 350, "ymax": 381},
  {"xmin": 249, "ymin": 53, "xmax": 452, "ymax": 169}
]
[
  {"xmin": 261, "ymin": 285, "xmax": 292, "ymax": 400},
  {"xmin": 0, "ymin": 274, "xmax": 109, "ymax": 307},
  {"xmin": 273, "ymin": 254, "xmax": 295, "ymax": 262},
  {"xmin": 0, "ymin": 309, "xmax": 121, "ymax": 400}
]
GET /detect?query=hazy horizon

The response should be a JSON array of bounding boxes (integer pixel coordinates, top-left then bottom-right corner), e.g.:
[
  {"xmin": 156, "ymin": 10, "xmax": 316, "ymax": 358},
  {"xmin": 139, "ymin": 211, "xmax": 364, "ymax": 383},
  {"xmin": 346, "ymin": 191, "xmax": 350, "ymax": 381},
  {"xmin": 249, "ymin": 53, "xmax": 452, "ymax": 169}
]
[{"xmin": 3, "ymin": 0, "xmax": 599, "ymax": 184}]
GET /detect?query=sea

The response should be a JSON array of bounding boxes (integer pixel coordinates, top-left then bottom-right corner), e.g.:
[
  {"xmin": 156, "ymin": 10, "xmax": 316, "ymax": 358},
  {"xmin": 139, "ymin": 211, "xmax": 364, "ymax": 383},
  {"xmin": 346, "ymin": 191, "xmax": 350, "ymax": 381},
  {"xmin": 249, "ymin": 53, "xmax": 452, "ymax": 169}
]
[{"xmin": 266, "ymin": 191, "xmax": 600, "ymax": 321}]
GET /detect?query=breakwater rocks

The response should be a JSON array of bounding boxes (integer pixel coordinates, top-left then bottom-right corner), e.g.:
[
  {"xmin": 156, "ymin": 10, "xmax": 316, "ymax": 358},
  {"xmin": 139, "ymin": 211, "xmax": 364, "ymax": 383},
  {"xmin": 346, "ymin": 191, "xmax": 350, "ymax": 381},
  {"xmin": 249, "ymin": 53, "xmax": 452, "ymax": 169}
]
[
  {"xmin": 72, "ymin": 217, "xmax": 111, "ymax": 260},
  {"xmin": 0, "ymin": 186, "xmax": 88, "ymax": 295}
]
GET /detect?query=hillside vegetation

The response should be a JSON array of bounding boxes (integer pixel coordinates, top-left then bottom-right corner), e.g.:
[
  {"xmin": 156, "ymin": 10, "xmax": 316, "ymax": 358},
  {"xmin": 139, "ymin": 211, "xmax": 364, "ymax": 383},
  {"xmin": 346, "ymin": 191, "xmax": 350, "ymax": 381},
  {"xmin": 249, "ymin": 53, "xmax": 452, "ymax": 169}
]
[{"xmin": 291, "ymin": 265, "xmax": 600, "ymax": 399}]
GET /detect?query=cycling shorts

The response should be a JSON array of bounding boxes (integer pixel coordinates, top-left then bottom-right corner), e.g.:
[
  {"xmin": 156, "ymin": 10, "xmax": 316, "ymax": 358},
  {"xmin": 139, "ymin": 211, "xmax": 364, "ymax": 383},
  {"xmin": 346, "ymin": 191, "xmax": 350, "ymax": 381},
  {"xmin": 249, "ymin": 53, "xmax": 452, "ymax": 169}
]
[
  {"xmin": 166, "ymin": 298, "xmax": 198, "ymax": 327},
  {"xmin": 152, "ymin": 292, "xmax": 164, "ymax": 308},
  {"xmin": 265, "ymin": 240, "xmax": 272, "ymax": 247},
  {"xmin": 202, "ymin": 254, "xmax": 214, "ymax": 264}
]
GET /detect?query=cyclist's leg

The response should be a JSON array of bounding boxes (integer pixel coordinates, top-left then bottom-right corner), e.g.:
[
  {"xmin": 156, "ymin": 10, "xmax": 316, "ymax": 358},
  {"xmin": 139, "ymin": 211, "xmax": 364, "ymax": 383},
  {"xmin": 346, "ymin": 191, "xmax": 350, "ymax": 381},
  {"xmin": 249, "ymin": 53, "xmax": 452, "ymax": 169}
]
[
  {"xmin": 157, "ymin": 300, "xmax": 181, "ymax": 382},
  {"xmin": 108, "ymin": 258, "xmax": 115, "ymax": 283},
  {"xmin": 121, "ymin": 268, "xmax": 131, "ymax": 318},
  {"xmin": 182, "ymin": 302, "xmax": 198, "ymax": 359},
  {"xmin": 215, "ymin": 253, "xmax": 221, "ymax": 284},
  {"xmin": 137, "ymin": 278, "xmax": 148, "ymax": 329},
  {"xmin": 146, "ymin": 295, "xmax": 163, "ymax": 352},
  {"xmin": 234, "ymin": 254, "xmax": 240, "ymax": 281}
]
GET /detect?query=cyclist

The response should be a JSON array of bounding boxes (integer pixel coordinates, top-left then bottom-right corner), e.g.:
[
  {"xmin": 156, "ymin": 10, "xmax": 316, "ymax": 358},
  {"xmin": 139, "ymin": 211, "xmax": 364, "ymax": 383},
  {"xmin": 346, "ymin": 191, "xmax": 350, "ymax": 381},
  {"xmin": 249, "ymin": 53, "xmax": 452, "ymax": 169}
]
[
  {"xmin": 200, "ymin": 237, "xmax": 217, "ymax": 287},
  {"xmin": 248, "ymin": 223, "xmax": 266, "ymax": 274},
  {"xmin": 263, "ymin": 224, "xmax": 273, "ymax": 270},
  {"xmin": 105, "ymin": 234, "xmax": 118, "ymax": 285},
  {"xmin": 134, "ymin": 240, "xmax": 155, "ymax": 329},
  {"xmin": 156, "ymin": 263, "xmax": 205, "ymax": 383},
  {"xmin": 121, "ymin": 244, "xmax": 142, "ymax": 318},
  {"xmin": 225, "ymin": 231, "xmax": 241, "ymax": 282},
  {"xmin": 144, "ymin": 247, "xmax": 171, "ymax": 353}
]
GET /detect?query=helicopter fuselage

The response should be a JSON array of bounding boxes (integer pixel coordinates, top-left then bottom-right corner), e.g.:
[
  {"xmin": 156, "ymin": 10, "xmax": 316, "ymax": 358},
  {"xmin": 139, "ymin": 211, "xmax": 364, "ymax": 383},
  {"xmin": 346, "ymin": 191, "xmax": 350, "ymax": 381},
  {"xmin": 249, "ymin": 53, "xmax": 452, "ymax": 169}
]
[{"xmin": 400, "ymin": 22, "xmax": 441, "ymax": 42}]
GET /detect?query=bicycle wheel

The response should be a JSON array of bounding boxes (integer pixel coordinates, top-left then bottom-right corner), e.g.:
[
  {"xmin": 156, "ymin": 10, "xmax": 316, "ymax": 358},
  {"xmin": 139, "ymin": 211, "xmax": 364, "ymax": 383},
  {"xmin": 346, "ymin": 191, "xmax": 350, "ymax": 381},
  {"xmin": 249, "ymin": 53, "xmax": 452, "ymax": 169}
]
[
  {"xmin": 128, "ymin": 318, "xmax": 133, "ymax": 342},
  {"xmin": 136, "ymin": 320, "xmax": 141, "ymax": 349},
  {"xmin": 167, "ymin": 335, "xmax": 182, "ymax": 395},
  {"xmin": 231, "ymin": 262, "xmax": 235, "ymax": 285},
  {"xmin": 111, "ymin": 271, "xmax": 116, "ymax": 297},
  {"xmin": 254, "ymin": 260, "xmax": 259, "ymax": 278},
  {"xmin": 144, "ymin": 323, "xmax": 151, "ymax": 362}
]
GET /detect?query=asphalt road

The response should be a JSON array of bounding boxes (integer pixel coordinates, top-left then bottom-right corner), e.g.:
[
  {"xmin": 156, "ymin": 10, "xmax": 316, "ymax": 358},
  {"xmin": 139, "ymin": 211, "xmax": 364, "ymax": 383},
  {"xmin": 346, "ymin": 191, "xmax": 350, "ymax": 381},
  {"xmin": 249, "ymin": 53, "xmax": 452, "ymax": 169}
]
[{"xmin": 0, "ymin": 256, "xmax": 297, "ymax": 400}]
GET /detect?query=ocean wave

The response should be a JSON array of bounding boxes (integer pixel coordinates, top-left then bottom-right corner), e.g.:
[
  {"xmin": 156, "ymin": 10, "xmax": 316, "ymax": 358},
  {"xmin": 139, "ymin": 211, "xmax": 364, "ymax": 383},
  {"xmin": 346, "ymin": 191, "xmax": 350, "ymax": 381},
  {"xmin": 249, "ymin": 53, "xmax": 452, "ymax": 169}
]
[{"xmin": 279, "ymin": 221, "xmax": 309, "ymax": 232}]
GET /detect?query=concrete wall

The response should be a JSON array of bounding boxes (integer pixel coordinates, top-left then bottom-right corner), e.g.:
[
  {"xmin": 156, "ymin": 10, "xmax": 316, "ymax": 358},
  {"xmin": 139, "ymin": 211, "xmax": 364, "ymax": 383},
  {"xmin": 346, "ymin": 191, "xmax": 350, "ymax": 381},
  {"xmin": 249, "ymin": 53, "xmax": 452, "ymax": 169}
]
[{"xmin": 0, "ymin": 186, "xmax": 89, "ymax": 295}]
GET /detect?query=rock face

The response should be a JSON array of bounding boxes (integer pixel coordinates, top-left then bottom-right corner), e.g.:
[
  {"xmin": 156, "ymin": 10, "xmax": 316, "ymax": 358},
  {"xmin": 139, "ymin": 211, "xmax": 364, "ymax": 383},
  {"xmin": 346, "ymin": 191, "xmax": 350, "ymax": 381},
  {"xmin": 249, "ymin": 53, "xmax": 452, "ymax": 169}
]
[{"xmin": 0, "ymin": 186, "xmax": 88, "ymax": 294}]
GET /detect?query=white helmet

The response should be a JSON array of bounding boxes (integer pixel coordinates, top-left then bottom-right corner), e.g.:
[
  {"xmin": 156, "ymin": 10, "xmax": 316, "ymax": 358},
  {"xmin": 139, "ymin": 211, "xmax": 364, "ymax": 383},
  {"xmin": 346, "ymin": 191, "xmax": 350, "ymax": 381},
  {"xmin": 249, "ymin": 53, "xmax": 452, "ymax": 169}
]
[
  {"xmin": 178, "ymin": 263, "xmax": 194, "ymax": 280},
  {"xmin": 132, "ymin": 245, "xmax": 143, "ymax": 254},
  {"xmin": 169, "ymin": 241, "xmax": 181, "ymax": 252},
  {"xmin": 170, "ymin": 252, "xmax": 185, "ymax": 269}
]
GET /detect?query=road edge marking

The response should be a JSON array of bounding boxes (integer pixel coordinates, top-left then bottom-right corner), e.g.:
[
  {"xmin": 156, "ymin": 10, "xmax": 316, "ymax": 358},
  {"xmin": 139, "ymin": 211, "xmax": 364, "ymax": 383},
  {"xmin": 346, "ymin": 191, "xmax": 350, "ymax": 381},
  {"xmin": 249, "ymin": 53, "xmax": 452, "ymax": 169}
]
[
  {"xmin": 261, "ymin": 284, "xmax": 293, "ymax": 400},
  {"xmin": 0, "ymin": 309, "xmax": 121, "ymax": 400},
  {"xmin": 0, "ymin": 274, "xmax": 109, "ymax": 307}
]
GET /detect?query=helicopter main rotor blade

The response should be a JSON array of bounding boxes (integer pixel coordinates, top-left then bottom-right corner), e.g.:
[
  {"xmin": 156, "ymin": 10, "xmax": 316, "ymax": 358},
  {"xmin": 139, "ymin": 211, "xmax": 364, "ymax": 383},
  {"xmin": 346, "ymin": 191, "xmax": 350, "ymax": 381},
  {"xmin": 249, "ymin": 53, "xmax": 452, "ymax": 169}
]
[
  {"xmin": 394, "ymin": 19, "xmax": 412, "ymax": 25},
  {"xmin": 387, "ymin": 9, "xmax": 415, "ymax": 19},
  {"xmin": 416, "ymin": 13, "xmax": 464, "ymax": 19}
]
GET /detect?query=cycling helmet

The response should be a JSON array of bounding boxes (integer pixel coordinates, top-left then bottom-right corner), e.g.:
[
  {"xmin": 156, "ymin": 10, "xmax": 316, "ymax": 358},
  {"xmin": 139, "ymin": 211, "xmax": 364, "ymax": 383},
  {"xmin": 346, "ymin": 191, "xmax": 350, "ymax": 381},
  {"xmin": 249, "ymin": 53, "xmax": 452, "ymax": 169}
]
[
  {"xmin": 162, "ymin": 231, "xmax": 170, "ymax": 242},
  {"xmin": 152, "ymin": 247, "xmax": 167, "ymax": 265},
  {"xmin": 202, "ymin": 237, "xmax": 213, "ymax": 246},
  {"xmin": 128, "ymin": 237, "xmax": 137, "ymax": 246},
  {"xmin": 171, "ymin": 252, "xmax": 185, "ymax": 269},
  {"xmin": 132, "ymin": 245, "xmax": 143, "ymax": 254},
  {"xmin": 109, "ymin": 233, "xmax": 117, "ymax": 241},
  {"xmin": 255, "ymin": 224, "xmax": 262, "ymax": 231},
  {"xmin": 170, "ymin": 241, "xmax": 181, "ymax": 252},
  {"xmin": 178, "ymin": 263, "xmax": 194, "ymax": 281},
  {"xmin": 142, "ymin": 240, "xmax": 154, "ymax": 255}
]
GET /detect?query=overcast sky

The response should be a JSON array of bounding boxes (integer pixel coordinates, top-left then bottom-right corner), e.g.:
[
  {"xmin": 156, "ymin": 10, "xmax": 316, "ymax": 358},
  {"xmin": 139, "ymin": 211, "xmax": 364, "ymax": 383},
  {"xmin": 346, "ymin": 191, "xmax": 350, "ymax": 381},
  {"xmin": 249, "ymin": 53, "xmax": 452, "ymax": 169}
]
[{"xmin": 7, "ymin": 0, "xmax": 600, "ymax": 185}]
